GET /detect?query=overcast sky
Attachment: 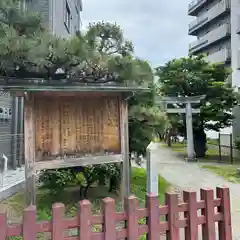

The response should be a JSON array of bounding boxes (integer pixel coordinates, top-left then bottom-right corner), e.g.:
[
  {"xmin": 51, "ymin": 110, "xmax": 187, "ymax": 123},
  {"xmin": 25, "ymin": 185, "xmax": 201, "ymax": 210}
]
[{"xmin": 82, "ymin": 0, "xmax": 196, "ymax": 67}]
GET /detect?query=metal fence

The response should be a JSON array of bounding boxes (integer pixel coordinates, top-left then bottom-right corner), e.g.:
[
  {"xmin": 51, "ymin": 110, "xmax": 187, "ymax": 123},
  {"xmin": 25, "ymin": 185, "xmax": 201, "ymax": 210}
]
[
  {"xmin": 0, "ymin": 94, "xmax": 24, "ymax": 170},
  {"xmin": 0, "ymin": 133, "xmax": 24, "ymax": 168},
  {"xmin": 219, "ymin": 133, "xmax": 233, "ymax": 164},
  {"xmin": 208, "ymin": 133, "xmax": 240, "ymax": 164}
]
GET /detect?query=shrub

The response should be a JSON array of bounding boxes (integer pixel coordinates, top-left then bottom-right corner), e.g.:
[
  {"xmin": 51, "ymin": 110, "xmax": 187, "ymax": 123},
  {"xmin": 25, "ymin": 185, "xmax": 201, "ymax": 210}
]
[
  {"xmin": 234, "ymin": 136, "xmax": 240, "ymax": 150},
  {"xmin": 38, "ymin": 168, "xmax": 76, "ymax": 194},
  {"xmin": 39, "ymin": 163, "xmax": 121, "ymax": 198}
]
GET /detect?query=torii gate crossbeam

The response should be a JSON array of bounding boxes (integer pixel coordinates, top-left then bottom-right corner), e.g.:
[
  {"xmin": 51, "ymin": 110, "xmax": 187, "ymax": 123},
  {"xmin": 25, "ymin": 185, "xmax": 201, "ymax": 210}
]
[{"xmin": 156, "ymin": 95, "xmax": 205, "ymax": 161}]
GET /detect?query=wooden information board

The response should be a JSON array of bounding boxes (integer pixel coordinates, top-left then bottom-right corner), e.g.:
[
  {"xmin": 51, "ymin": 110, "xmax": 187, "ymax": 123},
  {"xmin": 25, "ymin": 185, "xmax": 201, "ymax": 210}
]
[{"xmin": 34, "ymin": 95, "xmax": 121, "ymax": 160}]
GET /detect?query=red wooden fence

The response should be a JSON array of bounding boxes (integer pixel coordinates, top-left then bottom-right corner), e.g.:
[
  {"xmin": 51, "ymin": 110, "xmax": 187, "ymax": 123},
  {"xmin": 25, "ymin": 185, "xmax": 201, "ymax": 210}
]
[{"xmin": 0, "ymin": 187, "xmax": 232, "ymax": 240}]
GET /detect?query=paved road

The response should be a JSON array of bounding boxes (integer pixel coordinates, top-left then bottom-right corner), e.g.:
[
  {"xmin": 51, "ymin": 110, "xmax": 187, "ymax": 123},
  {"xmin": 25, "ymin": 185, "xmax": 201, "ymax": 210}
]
[{"xmin": 146, "ymin": 144, "xmax": 240, "ymax": 239}]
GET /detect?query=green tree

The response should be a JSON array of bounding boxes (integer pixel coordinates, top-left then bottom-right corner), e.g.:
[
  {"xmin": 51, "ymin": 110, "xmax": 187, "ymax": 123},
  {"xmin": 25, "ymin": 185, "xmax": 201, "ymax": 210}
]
[
  {"xmin": 1, "ymin": 4, "xmax": 168, "ymax": 193},
  {"xmin": 0, "ymin": 0, "xmax": 44, "ymax": 76},
  {"xmin": 82, "ymin": 22, "xmax": 168, "ymax": 156},
  {"xmin": 85, "ymin": 21, "xmax": 133, "ymax": 56},
  {"xmin": 0, "ymin": 0, "xmax": 85, "ymax": 78},
  {"xmin": 129, "ymin": 83, "xmax": 168, "ymax": 157},
  {"xmin": 156, "ymin": 55, "xmax": 238, "ymax": 157}
]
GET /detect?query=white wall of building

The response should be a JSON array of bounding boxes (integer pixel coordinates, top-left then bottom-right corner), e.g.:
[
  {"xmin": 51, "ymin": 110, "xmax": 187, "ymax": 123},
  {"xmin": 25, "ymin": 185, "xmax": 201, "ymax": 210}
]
[{"xmin": 230, "ymin": 0, "xmax": 240, "ymax": 88}]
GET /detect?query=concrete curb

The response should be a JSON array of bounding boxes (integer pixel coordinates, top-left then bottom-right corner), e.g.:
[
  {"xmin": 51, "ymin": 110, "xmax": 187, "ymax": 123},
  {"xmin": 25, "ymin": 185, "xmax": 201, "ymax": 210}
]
[{"xmin": 0, "ymin": 179, "xmax": 25, "ymax": 201}]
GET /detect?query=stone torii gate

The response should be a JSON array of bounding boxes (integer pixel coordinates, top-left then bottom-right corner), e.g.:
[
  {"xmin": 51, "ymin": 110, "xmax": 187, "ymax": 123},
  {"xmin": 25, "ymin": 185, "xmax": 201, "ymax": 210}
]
[{"xmin": 157, "ymin": 95, "xmax": 205, "ymax": 161}]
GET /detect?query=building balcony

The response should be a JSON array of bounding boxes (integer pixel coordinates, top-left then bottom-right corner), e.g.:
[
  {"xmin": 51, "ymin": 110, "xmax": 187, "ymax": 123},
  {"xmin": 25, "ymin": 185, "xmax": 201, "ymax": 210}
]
[
  {"xmin": 189, "ymin": 0, "xmax": 230, "ymax": 35},
  {"xmin": 236, "ymin": 15, "xmax": 240, "ymax": 34},
  {"xmin": 236, "ymin": 50, "xmax": 240, "ymax": 69},
  {"xmin": 189, "ymin": 23, "xmax": 230, "ymax": 54},
  {"xmin": 205, "ymin": 48, "xmax": 231, "ymax": 64},
  {"xmin": 188, "ymin": 0, "xmax": 208, "ymax": 16}
]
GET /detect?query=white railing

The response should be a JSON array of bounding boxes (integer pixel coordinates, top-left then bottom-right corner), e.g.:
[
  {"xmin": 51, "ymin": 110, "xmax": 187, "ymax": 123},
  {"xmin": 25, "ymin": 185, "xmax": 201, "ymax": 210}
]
[
  {"xmin": 206, "ymin": 48, "xmax": 231, "ymax": 63},
  {"xmin": 189, "ymin": 0, "xmax": 230, "ymax": 31},
  {"xmin": 189, "ymin": 23, "xmax": 230, "ymax": 52},
  {"xmin": 189, "ymin": 0, "xmax": 207, "ymax": 11}
]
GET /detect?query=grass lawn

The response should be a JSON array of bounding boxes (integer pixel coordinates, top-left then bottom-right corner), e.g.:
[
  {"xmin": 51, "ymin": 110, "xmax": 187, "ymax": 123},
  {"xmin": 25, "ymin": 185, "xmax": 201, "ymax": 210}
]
[
  {"xmin": 131, "ymin": 167, "xmax": 170, "ymax": 204},
  {"xmin": 162, "ymin": 142, "xmax": 240, "ymax": 164},
  {"xmin": 161, "ymin": 142, "xmax": 217, "ymax": 156},
  {"xmin": 0, "ymin": 167, "xmax": 170, "ymax": 223},
  {"xmin": 201, "ymin": 165, "xmax": 240, "ymax": 183},
  {"xmin": 207, "ymin": 138, "xmax": 219, "ymax": 145}
]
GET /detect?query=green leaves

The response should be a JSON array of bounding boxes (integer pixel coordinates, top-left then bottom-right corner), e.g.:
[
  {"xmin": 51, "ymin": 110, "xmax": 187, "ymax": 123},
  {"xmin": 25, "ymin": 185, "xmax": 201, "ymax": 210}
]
[
  {"xmin": 156, "ymin": 55, "xmax": 238, "ymax": 132},
  {"xmin": 0, "ymin": 0, "xmax": 152, "ymax": 87},
  {"xmin": 0, "ymin": 0, "xmax": 43, "ymax": 75},
  {"xmin": 129, "ymin": 84, "xmax": 168, "ymax": 156},
  {"xmin": 85, "ymin": 21, "xmax": 133, "ymax": 56},
  {"xmin": 39, "ymin": 164, "xmax": 121, "ymax": 196},
  {"xmin": 0, "ymin": 0, "xmax": 167, "ymax": 158},
  {"xmin": 39, "ymin": 168, "xmax": 75, "ymax": 194},
  {"xmin": 0, "ymin": 0, "xmax": 42, "ymax": 36}
]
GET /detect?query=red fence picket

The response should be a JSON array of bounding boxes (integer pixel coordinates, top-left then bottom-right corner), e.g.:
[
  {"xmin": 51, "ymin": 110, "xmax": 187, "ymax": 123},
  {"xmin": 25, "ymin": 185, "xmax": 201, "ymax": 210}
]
[{"xmin": 0, "ymin": 187, "xmax": 232, "ymax": 240}]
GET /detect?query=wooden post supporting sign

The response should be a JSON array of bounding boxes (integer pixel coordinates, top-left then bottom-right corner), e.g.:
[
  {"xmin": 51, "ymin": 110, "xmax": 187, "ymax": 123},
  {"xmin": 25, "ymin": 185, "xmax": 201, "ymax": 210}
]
[{"xmin": 24, "ymin": 93, "xmax": 36, "ymax": 206}]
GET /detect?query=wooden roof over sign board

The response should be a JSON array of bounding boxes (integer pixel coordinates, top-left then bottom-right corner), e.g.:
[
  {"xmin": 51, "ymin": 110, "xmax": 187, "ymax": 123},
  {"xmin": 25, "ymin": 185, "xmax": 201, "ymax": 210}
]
[{"xmin": 0, "ymin": 77, "xmax": 150, "ymax": 94}]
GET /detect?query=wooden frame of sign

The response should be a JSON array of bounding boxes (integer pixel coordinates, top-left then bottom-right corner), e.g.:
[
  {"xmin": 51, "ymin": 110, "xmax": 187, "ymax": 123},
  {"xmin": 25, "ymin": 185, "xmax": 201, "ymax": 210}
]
[{"xmin": 0, "ymin": 77, "xmax": 149, "ymax": 205}]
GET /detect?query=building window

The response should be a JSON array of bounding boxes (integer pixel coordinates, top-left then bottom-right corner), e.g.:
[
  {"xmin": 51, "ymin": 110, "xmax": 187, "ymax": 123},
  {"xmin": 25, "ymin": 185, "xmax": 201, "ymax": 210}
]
[
  {"xmin": 75, "ymin": 0, "xmax": 79, "ymax": 12},
  {"xmin": 75, "ymin": 0, "xmax": 82, "ymax": 12},
  {"xmin": 64, "ymin": 1, "xmax": 71, "ymax": 32},
  {"xmin": 76, "ymin": 11, "xmax": 81, "ymax": 31}
]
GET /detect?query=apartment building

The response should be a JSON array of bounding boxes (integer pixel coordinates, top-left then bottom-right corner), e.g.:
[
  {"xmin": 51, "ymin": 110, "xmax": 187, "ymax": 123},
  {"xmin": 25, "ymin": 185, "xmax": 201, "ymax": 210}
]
[
  {"xmin": 188, "ymin": 0, "xmax": 231, "ymax": 66},
  {"xmin": 22, "ymin": 0, "xmax": 83, "ymax": 37},
  {"xmin": 188, "ymin": 0, "xmax": 240, "ymax": 139}
]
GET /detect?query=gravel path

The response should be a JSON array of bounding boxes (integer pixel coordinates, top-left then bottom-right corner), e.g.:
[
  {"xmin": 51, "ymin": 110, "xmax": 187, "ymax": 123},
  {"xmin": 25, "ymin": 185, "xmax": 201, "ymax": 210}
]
[{"xmin": 144, "ymin": 144, "xmax": 240, "ymax": 239}]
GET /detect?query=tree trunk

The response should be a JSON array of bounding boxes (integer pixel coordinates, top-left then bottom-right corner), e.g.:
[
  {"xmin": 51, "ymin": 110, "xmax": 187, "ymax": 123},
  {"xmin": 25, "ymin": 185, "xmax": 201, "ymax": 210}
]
[
  {"xmin": 193, "ymin": 128, "xmax": 207, "ymax": 158},
  {"xmin": 164, "ymin": 130, "xmax": 168, "ymax": 143},
  {"xmin": 109, "ymin": 176, "xmax": 118, "ymax": 192},
  {"xmin": 109, "ymin": 178, "xmax": 114, "ymax": 192},
  {"xmin": 79, "ymin": 186, "xmax": 84, "ymax": 200},
  {"xmin": 83, "ymin": 184, "xmax": 91, "ymax": 198},
  {"xmin": 157, "ymin": 132, "xmax": 163, "ymax": 141},
  {"xmin": 167, "ymin": 128, "xmax": 172, "ymax": 147}
]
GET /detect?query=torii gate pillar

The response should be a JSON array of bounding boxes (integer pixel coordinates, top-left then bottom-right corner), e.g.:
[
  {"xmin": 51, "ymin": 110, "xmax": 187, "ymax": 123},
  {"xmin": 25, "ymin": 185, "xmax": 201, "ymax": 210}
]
[
  {"xmin": 185, "ymin": 102, "xmax": 194, "ymax": 160},
  {"xmin": 156, "ymin": 96, "xmax": 205, "ymax": 161}
]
